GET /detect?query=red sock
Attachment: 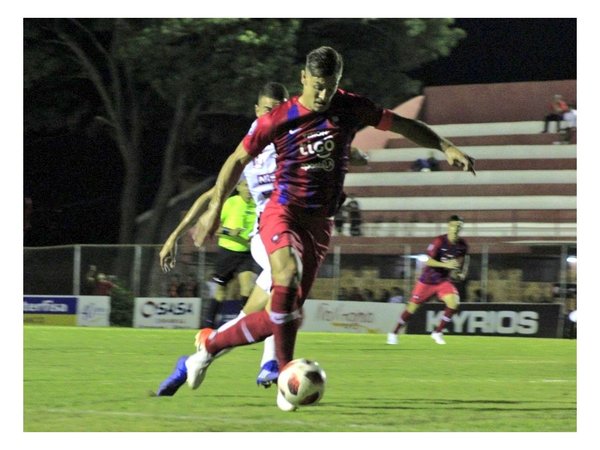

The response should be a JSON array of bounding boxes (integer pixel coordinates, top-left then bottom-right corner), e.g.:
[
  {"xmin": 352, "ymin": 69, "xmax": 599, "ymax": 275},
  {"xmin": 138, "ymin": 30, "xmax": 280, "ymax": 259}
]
[
  {"xmin": 270, "ymin": 285, "xmax": 301, "ymax": 368},
  {"xmin": 435, "ymin": 307, "xmax": 457, "ymax": 333},
  {"xmin": 393, "ymin": 309, "xmax": 413, "ymax": 333},
  {"xmin": 205, "ymin": 310, "xmax": 272, "ymax": 354}
]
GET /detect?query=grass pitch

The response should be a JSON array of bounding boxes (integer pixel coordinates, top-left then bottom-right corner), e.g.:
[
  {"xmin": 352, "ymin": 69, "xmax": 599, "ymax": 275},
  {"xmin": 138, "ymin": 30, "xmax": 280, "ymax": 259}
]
[{"xmin": 23, "ymin": 325, "xmax": 576, "ymax": 432}]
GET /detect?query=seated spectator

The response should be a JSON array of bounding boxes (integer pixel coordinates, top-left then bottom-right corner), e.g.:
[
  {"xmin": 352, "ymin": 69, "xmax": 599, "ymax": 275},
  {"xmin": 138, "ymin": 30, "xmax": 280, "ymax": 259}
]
[
  {"xmin": 377, "ymin": 288, "xmax": 391, "ymax": 303},
  {"xmin": 348, "ymin": 286, "xmax": 364, "ymax": 301},
  {"xmin": 334, "ymin": 203, "xmax": 348, "ymax": 235},
  {"xmin": 562, "ymin": 103, "xmax": 577, "ymax": 143},
  {"xmin": 337, "ymin": 287, "xmax": 349, "ymax": 301},
  {"xmin": 388, "ymin": 287, "xmax": 405, "ymax": 303},
  {"xmin": 411, "ymin": 158, "xmax": 432, "ymax": 172},
  {"xmin": 93, "ymin": 273, "xmax": 116, "ymax": 296},
  {"xmin": 167, "ymin": 274, "xmax": 185, "ymax": 297},
  {"xmin": 542, "ymin": 94, "xmax": 569, "ymax": 133},
  {"xmin": 411, "ymin": 153, "xmax": 440, "ymax": 172},
  {"xmin": 183, "ymin": 274, "xmax": 199, "ymax": 297},
  {"xmin": 346, "ymin": 196, "xmax": 362, "ymax": 236},
  {"xmin": 362, "ymin": 288, "xmax": 375, "ymax": 302}
]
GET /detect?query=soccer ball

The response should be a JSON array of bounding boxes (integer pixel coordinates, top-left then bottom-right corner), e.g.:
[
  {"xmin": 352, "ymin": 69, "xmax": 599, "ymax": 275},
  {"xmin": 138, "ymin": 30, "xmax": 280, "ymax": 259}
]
[{"xmin": 277, "ymin": 358, "xmax": 326, "ymax": 411}]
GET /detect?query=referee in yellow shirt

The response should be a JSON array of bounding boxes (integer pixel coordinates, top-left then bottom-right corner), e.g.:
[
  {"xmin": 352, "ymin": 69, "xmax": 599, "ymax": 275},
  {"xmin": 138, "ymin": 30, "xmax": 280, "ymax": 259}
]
[{"xmin": 203, "ymin": 178, "xmax": 259, "ymax": 327}]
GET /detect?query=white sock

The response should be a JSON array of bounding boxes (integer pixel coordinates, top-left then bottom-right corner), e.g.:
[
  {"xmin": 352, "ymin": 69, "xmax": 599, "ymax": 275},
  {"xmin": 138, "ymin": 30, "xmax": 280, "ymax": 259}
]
[
  {"xmin": 217, "ymin": 310, "xmax": 246, "ymax": 332},
  {"xmin": 260, "ymin": 335, "xmax": 276, "ymax": 367}
]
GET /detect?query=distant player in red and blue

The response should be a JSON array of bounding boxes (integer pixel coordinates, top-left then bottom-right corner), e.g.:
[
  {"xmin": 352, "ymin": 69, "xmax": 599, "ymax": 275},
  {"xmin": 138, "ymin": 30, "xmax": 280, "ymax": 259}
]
[{"xmin": 388, "ymin": 214, "xmax": 469, "ymax": 345}]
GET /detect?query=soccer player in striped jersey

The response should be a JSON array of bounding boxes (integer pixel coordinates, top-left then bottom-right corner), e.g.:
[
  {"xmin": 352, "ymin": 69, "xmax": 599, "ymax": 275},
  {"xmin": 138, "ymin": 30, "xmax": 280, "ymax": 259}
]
[
  {"xmin": 387, "ymin": 214, "xmax": 469, "ymax": 345},
  {"xmin": 155, "ymin": 80, "xmax": 368, "ymax": 396},
  {"xmin": 187, "ymin": 46, "xmax": 475, "ymax": 409}
]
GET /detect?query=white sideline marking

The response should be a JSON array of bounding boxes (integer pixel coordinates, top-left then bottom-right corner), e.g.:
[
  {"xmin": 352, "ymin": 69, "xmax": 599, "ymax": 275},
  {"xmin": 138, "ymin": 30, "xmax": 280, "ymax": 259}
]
[
  {"xmin": 42, "ymin": 408, "xmax": 203, "ymax": 420},
  {"xmin": 36, "ymin": 408, "xmax": 311, "ymax": 426}
]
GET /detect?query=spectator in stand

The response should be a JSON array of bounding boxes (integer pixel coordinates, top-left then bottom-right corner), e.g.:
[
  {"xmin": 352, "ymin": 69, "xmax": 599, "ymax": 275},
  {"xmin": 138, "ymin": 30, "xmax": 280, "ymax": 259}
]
[
  {"xmin": 348, "ymin": 286, "xmax": 364, "ymax": 301},
  {"xmin": 167, "ymin": 274, "xmax": 185, "ymax": 297},
  {"xmin": 337, "ymin": 287, "xmax": 349, "ymax": 301},
  {"xmin": 347, "ymin": 196, "xmax": 362, "ymax": 236},
  {"xmin": 334, "ymin": 202, "xmax": 348, "ymax": 235},
  {"xmin": 562, "ymin": 103, "xmax": 577, "ymax": 143},
  {"xmin": 362, "ymin": 288, "xmax": 376, "ymax": 302},
  {"xmin": 377, "ymin": 288, "xmax": 391, "ymax": 303},
  {"xmin": 388, "ymin": 287, "xmax": 405, "ymax": 303},
  {"xmin": 93, "ymin": 273, "xmax": 116, "ymax": 295},
  {"xmin": 183, "ymin": 274, "xmax": 199, "ymax": 297},
  {"xmin": 542, "ymin": 94, "xmax": 569, "ymax": 133},
  {"xmin": 412, "ymin": 152, "xmax": 441, "ymax": 172},
  {"xmin": 85, "ymin": 265, "xmax": 116, "ymax": 295}
]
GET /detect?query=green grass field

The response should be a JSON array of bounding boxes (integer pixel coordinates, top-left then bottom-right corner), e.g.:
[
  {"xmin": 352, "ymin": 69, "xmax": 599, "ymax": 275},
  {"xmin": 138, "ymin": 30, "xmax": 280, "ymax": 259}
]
[{"xmin": 23, "ymin": 325, "xmax": 576, "ymax": 432}]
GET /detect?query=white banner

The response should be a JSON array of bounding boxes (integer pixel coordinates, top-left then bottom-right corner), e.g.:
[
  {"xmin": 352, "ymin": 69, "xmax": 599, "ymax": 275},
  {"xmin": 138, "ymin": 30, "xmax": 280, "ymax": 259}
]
[
  {"xmin": 301, "ymin": 300, "xmax": 405, "ymax": 334},
  {"xmin": 77, "ymin": 296, "xmax": 111, "ymax": 327},
  {"xmin": 133, "ymin": 297, "xmax": 202, "ymax": 329}
]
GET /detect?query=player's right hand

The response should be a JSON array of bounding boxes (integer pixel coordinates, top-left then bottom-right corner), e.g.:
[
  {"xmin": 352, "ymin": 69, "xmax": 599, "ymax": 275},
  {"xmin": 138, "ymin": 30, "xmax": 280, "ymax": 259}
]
[{"xmin": 446, "ymin": 259, "xmax": 461, "ymax": 270}]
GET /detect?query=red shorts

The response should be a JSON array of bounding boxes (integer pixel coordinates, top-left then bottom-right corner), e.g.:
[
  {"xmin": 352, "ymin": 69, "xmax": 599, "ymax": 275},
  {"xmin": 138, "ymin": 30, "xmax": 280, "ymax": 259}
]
[
  {"xmin": 410, "ymin": 280, "xmax": 458, "ymax": 304},
  {"xmin": 259, "ymin": 202, "xmax": 332, "ymax": 303}
]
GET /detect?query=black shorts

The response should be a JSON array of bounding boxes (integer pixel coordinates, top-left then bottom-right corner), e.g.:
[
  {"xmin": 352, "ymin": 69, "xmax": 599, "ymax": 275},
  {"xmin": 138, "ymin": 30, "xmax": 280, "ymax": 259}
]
[{"xmin": 212, "ymin": 247, "xmax": 260, "ymax": 286}]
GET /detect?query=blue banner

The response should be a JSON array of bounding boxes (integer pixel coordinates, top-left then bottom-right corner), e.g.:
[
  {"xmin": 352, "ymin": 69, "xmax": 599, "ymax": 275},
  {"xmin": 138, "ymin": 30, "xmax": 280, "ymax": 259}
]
[{"xmin": 23, "ymin": 296, "xmax": 77, "ymax": 315}]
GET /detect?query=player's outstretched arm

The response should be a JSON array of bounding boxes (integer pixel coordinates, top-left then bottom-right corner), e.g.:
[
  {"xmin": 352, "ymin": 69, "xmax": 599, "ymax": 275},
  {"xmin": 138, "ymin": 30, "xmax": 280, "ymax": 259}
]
[
  {"xmin": 457, "ymin": 254, "xmax": 470, "ymax": 280},
  {"xmin": 426, "ymin": 256, "xmax": 461, "ymax": 270},
  {"xmin": 388, "ymin": 115, "xmax": 476, "ymax": 175},
  {"xmin": 193, "ymin": 143, "xmax": 253, "ymax": 249},
  {"xmin": 159, "ymin": 188, "xmax": 215, "ymax": 272}
]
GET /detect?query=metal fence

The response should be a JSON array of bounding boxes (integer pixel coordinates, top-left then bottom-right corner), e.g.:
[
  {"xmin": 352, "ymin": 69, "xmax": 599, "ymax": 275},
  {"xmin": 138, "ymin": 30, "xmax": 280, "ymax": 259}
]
[{"xmin": 23, "ymin": 243, "xmax": 577, "ymax": 312}]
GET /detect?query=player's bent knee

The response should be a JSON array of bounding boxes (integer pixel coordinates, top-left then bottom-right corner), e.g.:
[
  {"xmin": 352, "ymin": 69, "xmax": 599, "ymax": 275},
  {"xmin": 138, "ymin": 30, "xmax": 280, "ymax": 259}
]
[
  {"xmin": 242, "ymin": 287, "xmax": 270, "ymax": 314},
  {"xmin": 443, "ymin": 295, "xmax": 460, "ymax": 310},
  {"xmin": 270, "ymin": 249, "xmax": 301, "ymax": 287},
  {"xmin": 407, "ymin": 302, "xmax": 420, "ymax": 314}
]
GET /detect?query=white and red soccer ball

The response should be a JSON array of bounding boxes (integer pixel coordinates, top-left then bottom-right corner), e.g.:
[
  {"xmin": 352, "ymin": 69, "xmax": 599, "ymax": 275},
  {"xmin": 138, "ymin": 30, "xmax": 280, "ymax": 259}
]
[{"xmin": 277, "ymin": 358, "xmax": 326, "ymax": 410}]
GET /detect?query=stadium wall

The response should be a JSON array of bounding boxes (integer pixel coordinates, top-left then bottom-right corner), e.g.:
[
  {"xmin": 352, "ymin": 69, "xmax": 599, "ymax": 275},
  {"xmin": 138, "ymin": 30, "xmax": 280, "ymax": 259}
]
[
  {"xmin": 23, "ymin": 296, "xmax": 566, "ymax": 338},
  {"xmin": 419, "ymin": 80, "xmax": 577, "ymax": 124}
]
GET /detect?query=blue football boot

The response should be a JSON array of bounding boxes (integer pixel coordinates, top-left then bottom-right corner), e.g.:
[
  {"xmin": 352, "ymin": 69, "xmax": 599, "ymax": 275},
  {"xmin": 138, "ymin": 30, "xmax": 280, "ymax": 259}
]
[
  {"xmin": 256, "ymin": 360, "xmax": 279, "ymax": 388},
  {"xmin": 156, "ymin": 355, "xmax": 188, "ymax": 396}
]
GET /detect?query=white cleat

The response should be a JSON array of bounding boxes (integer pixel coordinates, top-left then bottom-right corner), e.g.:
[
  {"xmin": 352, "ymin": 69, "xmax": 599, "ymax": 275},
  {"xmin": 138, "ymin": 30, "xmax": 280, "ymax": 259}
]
[
  {"xmin": 386, "ymin": 333, "xmax": 398, "ymax": 345},
  {"xmin": 431, "ymin": 331, "xmax": 446, "ymax": 345},
  {"xmin": 185, "ymin": 348, "xmax": 214, "ymax": 389},
  {"xmin": 276, "ymin": 389, "xmax": 298, "ymax": 412}
]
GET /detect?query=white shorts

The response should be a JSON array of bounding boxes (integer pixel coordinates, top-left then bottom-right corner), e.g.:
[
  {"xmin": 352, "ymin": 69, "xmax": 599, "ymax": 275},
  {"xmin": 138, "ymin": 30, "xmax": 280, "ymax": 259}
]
[{"xmin": 251, "ymin": 233, "xmax": 272, "ymax": 292}]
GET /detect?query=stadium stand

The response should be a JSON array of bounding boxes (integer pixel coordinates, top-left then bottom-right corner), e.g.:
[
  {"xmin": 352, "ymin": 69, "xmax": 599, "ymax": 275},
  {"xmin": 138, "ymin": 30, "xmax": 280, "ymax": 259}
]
[
  {"xmin": 162, "ymin": 80, "xmax": 576, "ymax": 303},
  {"xmin": 340, "ymin": 80, "xmax": 577, "ymax": 256}
]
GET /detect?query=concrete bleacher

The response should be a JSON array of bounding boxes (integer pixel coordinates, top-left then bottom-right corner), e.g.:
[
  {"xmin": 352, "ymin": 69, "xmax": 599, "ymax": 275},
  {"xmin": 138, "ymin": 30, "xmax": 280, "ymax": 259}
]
[{"xmin": 341, "ymin": 80, "xmax": 577, "ymax": 256}]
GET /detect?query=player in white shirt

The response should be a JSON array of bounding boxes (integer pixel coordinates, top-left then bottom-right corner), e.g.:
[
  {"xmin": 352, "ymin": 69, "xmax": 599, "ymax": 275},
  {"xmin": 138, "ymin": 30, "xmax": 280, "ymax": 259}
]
[{"xmin": 155, "ymin": 83, "xmax": 287, "ymax": 395}]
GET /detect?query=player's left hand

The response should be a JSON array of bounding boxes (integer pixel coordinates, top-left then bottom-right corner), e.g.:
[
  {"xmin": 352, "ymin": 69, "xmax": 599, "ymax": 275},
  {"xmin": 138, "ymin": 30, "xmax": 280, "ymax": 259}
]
[
  {"xmin": 159, "ymin": 240, "xmax": 178, "ymax": 272},
  {"xmin": 444, "ymin": 145, "xmax": 476, "ymax": 175}
]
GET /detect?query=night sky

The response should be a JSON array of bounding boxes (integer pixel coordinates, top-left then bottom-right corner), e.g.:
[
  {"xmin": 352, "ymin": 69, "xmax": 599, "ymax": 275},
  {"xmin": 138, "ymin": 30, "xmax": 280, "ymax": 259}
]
[{"xmin": 23, "ymin": 18, "xmax": 578, "ymax": 246}]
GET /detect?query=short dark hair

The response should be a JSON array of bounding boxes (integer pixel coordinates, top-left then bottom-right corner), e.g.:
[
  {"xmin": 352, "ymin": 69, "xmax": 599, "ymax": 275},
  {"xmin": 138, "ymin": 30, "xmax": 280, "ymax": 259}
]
[
  {"xmin": 448, "ymin": 214, "xmax": 464, "ymax": 223},
  {"xmin": 305, "ymin": 46, "xmax": 343, "ymax": 78},
  {"xmin": 258, "ymin": 82, "xmax": 289, "ymax": 103}
]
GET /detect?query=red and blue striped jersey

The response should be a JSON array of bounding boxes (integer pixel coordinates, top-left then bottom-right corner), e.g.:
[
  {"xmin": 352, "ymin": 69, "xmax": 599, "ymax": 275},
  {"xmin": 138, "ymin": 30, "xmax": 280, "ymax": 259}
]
[
  {"xmin": 419, "ymin": 234, "xmax": 469, "ymax": 285},
  {"xmin": 242, "ymin": 89, "xmax": 392, "ymax": 216}
]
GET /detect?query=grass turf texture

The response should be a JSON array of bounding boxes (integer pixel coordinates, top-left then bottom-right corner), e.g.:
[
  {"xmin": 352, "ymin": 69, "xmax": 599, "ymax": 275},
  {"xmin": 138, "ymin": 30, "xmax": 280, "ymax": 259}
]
[{"xmin": 23, "ymin": 325, "xmax": 576, "ymax": 432}]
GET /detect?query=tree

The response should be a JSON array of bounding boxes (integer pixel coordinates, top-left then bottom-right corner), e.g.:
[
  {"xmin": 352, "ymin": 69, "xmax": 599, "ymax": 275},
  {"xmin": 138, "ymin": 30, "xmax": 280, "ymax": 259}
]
[
  {"xmin": 24, "ymin": 18, "xmax": 465, "ymax": 248},
  {"xmin": 24, "ymin": 18, "xmax": 300, "ymax": 247},
  {"xmin": 296, "ymin": 18, "xmax": 466, "ymax": 106}
]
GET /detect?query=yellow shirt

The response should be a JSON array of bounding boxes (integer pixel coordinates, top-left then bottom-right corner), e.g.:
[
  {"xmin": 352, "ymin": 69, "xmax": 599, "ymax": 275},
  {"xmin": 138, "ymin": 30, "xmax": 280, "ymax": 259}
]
[{"xmin": 218, "ymin": 195, "xmax": 256, "ymax": 252}]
